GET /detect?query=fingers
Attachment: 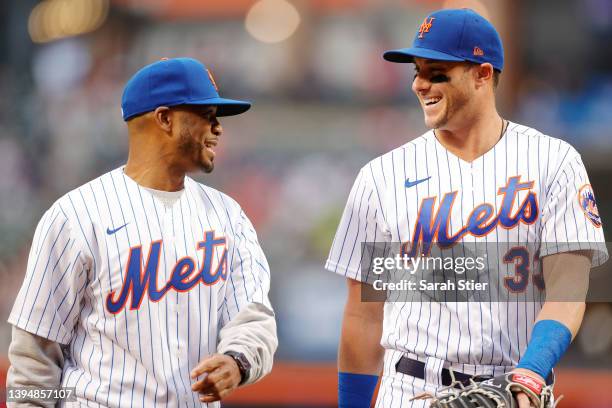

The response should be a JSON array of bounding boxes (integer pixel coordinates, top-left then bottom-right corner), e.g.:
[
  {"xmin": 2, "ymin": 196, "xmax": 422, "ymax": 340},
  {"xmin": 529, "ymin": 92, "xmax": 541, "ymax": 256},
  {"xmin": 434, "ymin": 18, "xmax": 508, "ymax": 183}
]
[
  {"xmin": 515, "ymin": 391, "xmax": 533, "ymax": 408},
  {"xmin": 192, "ymin": 373, "xmax": 236, "ymax": 402},
  {"xmin": 191, "ymin": 365, "xmax": 233, "ymax": 393},
  {"xmin": 198, "ymin": 387, "xmax": 233, "ymax": 403},
  {"xmin": 190, "ymin": 354, "xmax": 225, "ymax": 379},
  {"xmin": 196, "ymin": 377, "xmax": 233, "ymax": 402},
  {"xmin": 190, "ymin": 353, "xmax": 242, "ymax": 401}
]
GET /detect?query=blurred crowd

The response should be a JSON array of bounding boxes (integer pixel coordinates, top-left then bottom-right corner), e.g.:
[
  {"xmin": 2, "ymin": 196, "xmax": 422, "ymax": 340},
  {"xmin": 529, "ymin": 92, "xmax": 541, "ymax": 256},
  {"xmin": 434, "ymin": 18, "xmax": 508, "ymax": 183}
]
[{"xmin": 0, "ymin": 0, "xmax": 611, "ymax": 367}]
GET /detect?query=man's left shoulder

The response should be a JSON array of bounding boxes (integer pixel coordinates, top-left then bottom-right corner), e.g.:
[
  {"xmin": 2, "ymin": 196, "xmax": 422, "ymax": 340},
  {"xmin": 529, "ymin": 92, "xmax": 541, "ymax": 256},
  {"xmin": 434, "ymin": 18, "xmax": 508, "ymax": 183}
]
[
  {"xmin": 508, "ymin": 121, "xmax": 581, "ymax": 161},
  {"xmin": 187, "ymin": 178, "xmax": 242, "ymax": 214},
  {"xmin": 508, "ymin": 121, "xmax": 553, "ymax": 144}
]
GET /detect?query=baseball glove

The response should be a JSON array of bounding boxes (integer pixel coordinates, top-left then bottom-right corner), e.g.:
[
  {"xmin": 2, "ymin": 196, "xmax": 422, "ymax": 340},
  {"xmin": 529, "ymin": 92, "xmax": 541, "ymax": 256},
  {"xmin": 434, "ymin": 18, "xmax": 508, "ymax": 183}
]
[{"xmin": 419, "ymin": 372, "xmax": 558, "ymax": 408}]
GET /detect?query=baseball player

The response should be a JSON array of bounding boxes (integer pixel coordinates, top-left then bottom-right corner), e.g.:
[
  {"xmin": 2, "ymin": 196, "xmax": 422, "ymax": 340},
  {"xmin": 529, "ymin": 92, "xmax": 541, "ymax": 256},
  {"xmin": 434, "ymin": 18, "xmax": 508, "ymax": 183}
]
[
  {"xmin": 7, "ymin": 57, "xmax": 277, "ymax": 407},
  {"xmin": 326, "ymin": 9, "xmax": 608, "ymax": 408}
]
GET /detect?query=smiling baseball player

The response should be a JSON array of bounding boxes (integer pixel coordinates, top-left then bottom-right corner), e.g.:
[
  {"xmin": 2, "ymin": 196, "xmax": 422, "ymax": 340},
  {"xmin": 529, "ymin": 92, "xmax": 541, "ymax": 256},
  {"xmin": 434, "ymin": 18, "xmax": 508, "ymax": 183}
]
[
  {"xmin": 326, "ymin": 9, "xmax": 608, "ymax": 408},
  {"xmin": 7, "ymin": 57, "xmax": 277, "ymax": 407}
]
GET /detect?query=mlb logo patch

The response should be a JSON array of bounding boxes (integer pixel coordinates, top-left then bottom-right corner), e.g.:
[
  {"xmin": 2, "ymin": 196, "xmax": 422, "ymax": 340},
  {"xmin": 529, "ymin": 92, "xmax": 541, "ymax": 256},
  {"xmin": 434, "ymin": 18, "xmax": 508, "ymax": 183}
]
[{"xmin": 578, "ymin": 184, "xmax": 602, "ymax": 227}]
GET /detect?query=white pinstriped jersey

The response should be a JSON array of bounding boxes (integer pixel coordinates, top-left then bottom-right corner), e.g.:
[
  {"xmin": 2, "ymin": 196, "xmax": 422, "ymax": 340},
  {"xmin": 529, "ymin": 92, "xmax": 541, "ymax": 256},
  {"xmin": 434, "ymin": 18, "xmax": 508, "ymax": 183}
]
[
  {"xmin": 9, "ymin": 166, "xmax": 272, "ymax": 407},
  {"xmin": 326, "ymin": 122, "xmax": 608, "ymax": 405}
]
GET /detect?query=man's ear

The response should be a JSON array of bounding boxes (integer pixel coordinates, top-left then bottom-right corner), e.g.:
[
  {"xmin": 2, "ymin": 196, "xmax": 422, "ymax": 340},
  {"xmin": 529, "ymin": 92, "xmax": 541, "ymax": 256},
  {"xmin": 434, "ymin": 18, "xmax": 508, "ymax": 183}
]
[
  {"xmin": 475, "ymin": 63, "xmax": 494, "ymax": 88},
  {"xmin": 153, "ymin": 106, "xmax": 172, "ymax": 133}
]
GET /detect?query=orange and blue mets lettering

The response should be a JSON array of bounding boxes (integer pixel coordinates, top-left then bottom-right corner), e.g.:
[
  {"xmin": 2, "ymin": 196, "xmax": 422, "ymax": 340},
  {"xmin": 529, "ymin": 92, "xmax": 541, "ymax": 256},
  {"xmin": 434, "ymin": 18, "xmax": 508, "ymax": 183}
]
[
  {"xmin": 402, "ymin": 176, "xmax": 538, "ymax": 257},
  {"xmin": 106, "ymin": 231, "xmax": 228, "ymax": 314},
  {"xmin": 503, "ymin": 246, "xmax": 531, "ymax": 293}
]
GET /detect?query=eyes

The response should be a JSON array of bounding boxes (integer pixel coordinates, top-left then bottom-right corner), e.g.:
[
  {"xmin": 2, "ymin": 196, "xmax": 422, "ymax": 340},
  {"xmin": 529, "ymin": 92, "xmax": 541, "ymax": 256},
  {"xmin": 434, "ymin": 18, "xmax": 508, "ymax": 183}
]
[
  {"xmin": 430, "ymin": 74, "xmax": 450, "ymax": 83},
  {"xmin": 199, "ymin": 110, "xmax": 218, "ymax": 122},
  {"xmin": 413, "ymin": 71, "xmax": 451, "ymax": 84}
]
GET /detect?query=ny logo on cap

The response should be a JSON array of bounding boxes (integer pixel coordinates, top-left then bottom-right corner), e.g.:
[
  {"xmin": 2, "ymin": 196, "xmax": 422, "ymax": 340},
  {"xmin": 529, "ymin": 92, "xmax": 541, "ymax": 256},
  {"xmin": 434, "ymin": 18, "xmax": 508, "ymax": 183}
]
[
  {"xmin": 207, "ymin": 68, "xmax": 219, "ymax": 91},
  {"xmin": 418, "ymin": 17, "xmax": 435, "ymax": 38}
]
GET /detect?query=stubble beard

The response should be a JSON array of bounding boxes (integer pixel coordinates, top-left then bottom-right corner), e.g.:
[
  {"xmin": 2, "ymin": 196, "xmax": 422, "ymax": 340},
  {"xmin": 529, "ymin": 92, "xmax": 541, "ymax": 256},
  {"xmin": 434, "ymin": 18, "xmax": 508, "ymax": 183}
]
[
  {"xmin": 427, "ymin": 89, "xmax": 471, "ymax": 131},
  {"xmin": 178, "ymin": 128, "xmax": 214, "ymax": 174},
  {"xmin": 424, "ymin": 103, "xmax": 450, "ymax": 130}
]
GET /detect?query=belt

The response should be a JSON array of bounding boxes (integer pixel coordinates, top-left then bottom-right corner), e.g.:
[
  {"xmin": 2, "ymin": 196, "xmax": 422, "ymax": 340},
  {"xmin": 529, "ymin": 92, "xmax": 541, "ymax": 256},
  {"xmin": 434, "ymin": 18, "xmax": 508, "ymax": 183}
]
[
  {"xmin": 395, "ymin": 356, "xmax": 554, "ymax": 387},
  {"xmin": 395, "ymin": 356, "xmax": 491, "ymax": 387}
]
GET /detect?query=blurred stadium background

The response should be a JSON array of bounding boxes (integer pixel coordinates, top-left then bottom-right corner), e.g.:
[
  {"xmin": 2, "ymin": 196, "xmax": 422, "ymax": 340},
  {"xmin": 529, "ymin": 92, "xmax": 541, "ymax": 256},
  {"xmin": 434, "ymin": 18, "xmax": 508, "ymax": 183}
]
[{"xmin": 1, "ymin": 0, "xmax": 611, "ymax": 406}]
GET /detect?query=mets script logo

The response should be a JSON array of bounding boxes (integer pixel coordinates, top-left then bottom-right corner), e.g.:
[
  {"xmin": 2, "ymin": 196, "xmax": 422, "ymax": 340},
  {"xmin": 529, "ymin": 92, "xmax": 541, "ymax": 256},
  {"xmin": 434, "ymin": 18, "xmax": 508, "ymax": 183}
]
[
  {"xmin": 418, "ymin": 17, "xmax": 435, "ymax": 39},
  {"xmin": 106, "ymin": 231, "xmax": 227, "ymax": 314},
  {"xmin": 403, "ymin": 176, "xmax": 539, "ymax": 256},
  {"xmin": 578, "ymin": 184, "xmax": 602, "ymax": 227}
]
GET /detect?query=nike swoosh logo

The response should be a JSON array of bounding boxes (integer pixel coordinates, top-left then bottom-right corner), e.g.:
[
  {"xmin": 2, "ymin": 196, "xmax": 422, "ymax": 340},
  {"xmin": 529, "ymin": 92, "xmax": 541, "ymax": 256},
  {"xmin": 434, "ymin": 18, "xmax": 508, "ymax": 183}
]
[
  {"xmin": 405, "ymin": 176, "xmax": 431, "ymax": 188},
  {"xmin": 107, "ymin": 222, "xmax": 129, "ymax": 235}
]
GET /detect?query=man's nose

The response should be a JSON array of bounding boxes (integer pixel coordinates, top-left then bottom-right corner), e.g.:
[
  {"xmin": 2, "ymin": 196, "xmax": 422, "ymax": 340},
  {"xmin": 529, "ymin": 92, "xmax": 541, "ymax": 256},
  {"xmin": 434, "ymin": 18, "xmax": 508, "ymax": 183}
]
[
  {"xmin": 412, "ymin": 74, "xmax": 431, "ymax": 95},
  {"xmin": 212, "ymin": 121, "xmax": 223, "ymax": 136}
]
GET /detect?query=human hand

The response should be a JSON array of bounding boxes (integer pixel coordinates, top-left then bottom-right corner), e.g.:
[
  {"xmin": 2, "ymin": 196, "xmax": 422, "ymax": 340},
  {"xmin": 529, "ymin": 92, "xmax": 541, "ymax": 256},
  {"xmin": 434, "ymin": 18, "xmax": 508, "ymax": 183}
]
[
  {"xmin": 511, "ymin": 368, "xmax": 546, "ymax": 408},
  {"xmin": 190, "ymin": 354, "xmax": 242, "ymax": 403}
]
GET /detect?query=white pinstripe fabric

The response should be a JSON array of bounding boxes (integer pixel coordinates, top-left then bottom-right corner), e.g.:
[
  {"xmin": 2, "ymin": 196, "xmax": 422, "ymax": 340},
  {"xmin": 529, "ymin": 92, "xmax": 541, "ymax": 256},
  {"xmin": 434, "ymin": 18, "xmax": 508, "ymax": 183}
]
[
  {"xmin": 326, "ymin": 122, "xmax": 608, "ymax": 406},
  {"xmin": 9, "ymin": 167, "xmax": 272, "ymax": 407}
]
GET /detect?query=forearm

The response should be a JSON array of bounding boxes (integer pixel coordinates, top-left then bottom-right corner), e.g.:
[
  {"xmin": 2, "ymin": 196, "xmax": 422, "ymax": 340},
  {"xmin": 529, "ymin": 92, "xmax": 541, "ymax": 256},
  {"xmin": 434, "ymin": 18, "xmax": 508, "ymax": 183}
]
[
  {"xmin": 537, "ymin": 250, "xmax": 591, "ymax": 334},
  {"xmin": 337, "ymin": 279, "xmax": 384, "ymax": 408},
  {"xmin": 217, "ymin": 302, "xmax": 277, "ymax": 385},
  {"xmin": 536, "ymin": 301, "xmax": 585, "ymax": 339},
  {"xmin": 338, "ymin": 309, "xmax": 384, "ymax": 374},
  {"xmin": 7, "ymin": 326, "xmax": 64, "ymax": 408},
  {"xmin": 516, "ymin": 251, "xmax": 592, "ymax": 380}
]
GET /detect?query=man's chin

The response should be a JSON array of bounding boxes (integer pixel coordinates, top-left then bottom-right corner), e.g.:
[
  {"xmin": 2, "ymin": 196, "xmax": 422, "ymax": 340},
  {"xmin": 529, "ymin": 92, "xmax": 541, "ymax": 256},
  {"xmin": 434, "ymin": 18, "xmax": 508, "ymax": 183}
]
[
  {"xmin": 424, "ymin": 115, "xmax": 446, "ymax": 130},
  {"xmin": 200, "ymin": 162, "xmax": 214, "ymax": 174},
  {"xmin": 424, "ymin": 117, "xmax": 438, "ymax": 129}
]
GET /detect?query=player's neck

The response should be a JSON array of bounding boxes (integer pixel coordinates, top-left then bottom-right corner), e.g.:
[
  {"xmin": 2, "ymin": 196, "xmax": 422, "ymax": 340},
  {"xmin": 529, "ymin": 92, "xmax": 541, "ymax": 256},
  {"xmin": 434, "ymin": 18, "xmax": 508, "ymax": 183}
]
[
  {"xmin": 124, "ymin": 159, "xmax": 186, "ymax": 192},
  {"xmin": 434, "ymin": 112, "xmax": 504, "ymax": 163},
  {"xmin": 124, "ymin": 130, "xmax": 188, "ymax": 191}
]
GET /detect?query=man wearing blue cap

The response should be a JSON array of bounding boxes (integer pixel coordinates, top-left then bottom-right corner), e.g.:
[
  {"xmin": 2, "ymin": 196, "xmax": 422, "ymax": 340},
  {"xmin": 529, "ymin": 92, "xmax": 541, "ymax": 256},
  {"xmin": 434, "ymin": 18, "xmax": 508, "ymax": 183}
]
[
  {"xmin": 326, "ymin": 8, "xmax": 606, "ymax": 408},
  {"xmin": 7, "ymin": 57, "xmax": 277, "ymax": 407}
]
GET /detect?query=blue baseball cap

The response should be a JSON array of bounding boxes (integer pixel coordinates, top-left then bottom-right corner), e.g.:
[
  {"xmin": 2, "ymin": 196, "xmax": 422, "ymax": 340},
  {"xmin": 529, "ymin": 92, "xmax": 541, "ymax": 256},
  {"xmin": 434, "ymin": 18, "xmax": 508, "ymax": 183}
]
[
  {"xmin": 121, "ymin": 57, "xmax": 251, "ymax": 121},
  {"xmin": 383, "ymin": 9, "xmax": 504, "ymax": 72}
]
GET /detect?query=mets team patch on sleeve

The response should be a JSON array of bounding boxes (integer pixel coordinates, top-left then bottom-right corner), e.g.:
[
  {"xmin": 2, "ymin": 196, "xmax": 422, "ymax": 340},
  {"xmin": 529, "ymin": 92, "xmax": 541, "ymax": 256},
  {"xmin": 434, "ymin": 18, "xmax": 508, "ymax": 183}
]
[{"xmin": 578, "ymin": 184, "xmax": 602, "ymax": 227}]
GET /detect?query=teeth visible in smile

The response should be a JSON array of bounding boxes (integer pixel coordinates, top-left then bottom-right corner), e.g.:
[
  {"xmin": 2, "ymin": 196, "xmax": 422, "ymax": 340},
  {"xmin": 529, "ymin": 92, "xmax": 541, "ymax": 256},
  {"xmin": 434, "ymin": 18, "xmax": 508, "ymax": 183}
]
[{"xmin": 425, "ymin": 97, "xmax": 441, "ymax": 106}]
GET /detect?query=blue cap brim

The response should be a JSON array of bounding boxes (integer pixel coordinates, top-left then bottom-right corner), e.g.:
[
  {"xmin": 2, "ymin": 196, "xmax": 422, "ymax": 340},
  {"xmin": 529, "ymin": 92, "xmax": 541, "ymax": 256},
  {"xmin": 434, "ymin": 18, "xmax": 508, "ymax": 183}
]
[
  {"xmin": 383, "ymin": 47, "xmax": 465, "ymax": 63},
  {"xmin": 188, "ymin": 97, "xmax": 251, "ymax": 117}
]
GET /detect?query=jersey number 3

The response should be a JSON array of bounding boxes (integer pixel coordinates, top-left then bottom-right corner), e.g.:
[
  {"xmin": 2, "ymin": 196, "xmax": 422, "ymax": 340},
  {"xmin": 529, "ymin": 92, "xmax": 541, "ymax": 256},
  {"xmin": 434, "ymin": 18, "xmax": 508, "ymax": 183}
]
[{"xmin": 503, "ymin": 247, "xmax": 545, "ymax": 293}]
